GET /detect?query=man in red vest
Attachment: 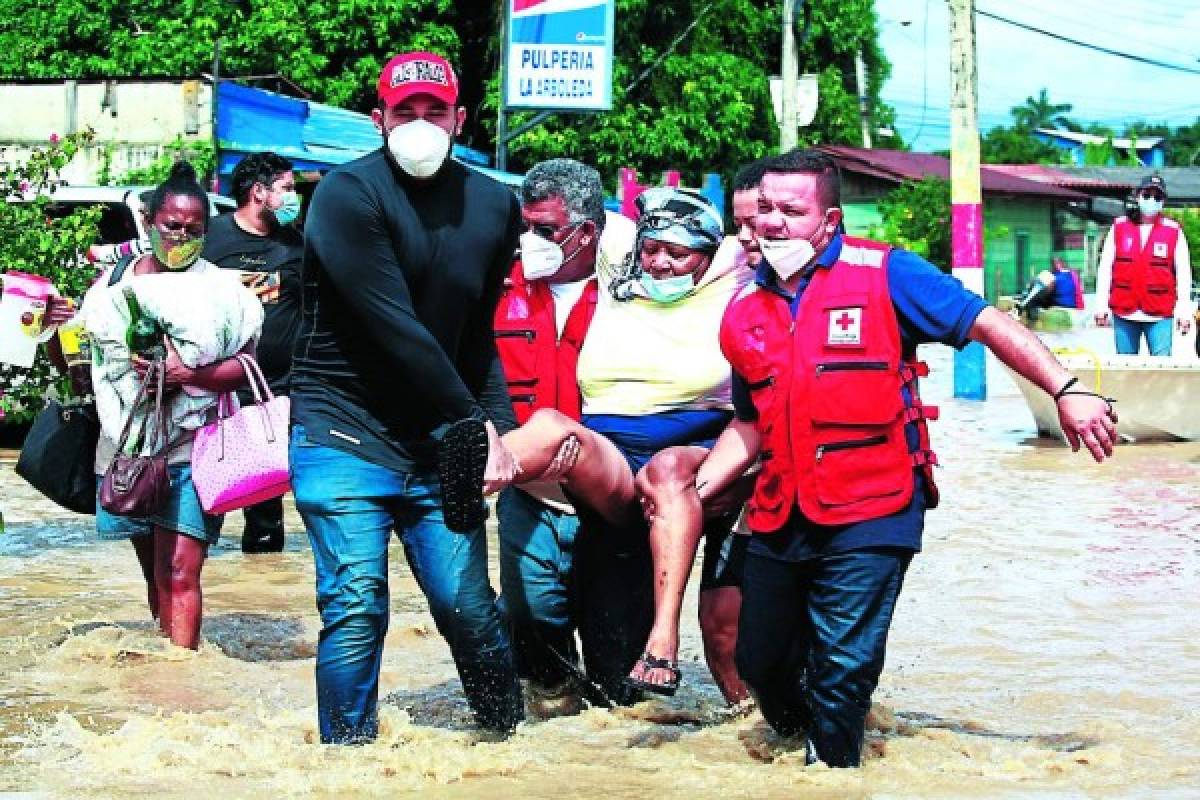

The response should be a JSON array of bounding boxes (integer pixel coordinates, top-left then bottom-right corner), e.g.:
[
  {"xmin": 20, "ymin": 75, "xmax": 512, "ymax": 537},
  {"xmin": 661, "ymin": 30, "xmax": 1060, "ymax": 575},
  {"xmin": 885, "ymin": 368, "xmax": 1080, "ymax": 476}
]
[
  {"xmin": 494, "ymin": 158, "xmax": 656, "ymax": 710},
  {"xmin": 691, "ymin": 149, "xmax": 1117, "ymax": 767},
  {"xmin": 1095, "ymin": 174, "xmax": 1192, "ymax": 355}
]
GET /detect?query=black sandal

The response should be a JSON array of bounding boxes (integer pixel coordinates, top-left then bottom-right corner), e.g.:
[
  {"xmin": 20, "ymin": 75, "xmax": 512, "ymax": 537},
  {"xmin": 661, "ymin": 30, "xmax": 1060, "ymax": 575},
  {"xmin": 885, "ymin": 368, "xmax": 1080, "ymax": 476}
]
[
  {"xmin": 437, "ymin": 416, "xmax": 489, "ymax": 533},
  {"xmin": 624, "ymin": 652, "xmax": 681, "ymax": 697}
]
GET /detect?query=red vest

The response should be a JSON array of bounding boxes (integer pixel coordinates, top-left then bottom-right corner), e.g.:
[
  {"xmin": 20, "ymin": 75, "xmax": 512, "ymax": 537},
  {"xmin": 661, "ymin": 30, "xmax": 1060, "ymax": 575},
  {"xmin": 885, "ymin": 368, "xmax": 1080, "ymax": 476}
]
[
  {"xmin": 720, "ymin": 236, "xmax": 939, "ymax": 532},
  {"xmin": 1109, "ymin": 217, "xmax": 1179, "ymax": 318},
  {"xmin": 493, "ymin": 259, "xmax": 598, "ymax": 424}
]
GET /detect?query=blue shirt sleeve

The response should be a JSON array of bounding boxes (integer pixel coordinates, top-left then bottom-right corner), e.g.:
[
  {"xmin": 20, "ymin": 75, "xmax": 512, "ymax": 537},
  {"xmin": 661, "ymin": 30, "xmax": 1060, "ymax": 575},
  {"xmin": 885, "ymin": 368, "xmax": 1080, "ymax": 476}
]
[
  {"xmin": 886, "ymin": 249, "xmax": 988, "ymax": 349},
  {"xmin": 731, "ymin": 371, "xmax": 757, "ymax": 421}
]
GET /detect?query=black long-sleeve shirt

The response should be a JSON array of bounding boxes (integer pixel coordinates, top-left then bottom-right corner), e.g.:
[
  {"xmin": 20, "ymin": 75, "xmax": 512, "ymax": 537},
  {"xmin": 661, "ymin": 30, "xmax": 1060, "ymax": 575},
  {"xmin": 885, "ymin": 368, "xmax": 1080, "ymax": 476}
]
[{"xmin": 290, "ymin": 150, "xmax": 521, "ymax": 471}]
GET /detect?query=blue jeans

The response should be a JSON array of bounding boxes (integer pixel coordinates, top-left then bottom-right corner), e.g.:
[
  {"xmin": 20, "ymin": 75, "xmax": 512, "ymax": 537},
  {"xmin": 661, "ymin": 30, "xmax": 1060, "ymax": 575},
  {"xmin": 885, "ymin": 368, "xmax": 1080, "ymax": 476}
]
[
  {"xmin": 1113, "ymin": 316, "xmax": 1172, "ymax": 356},
  {"xmin": 735, "ymin": 547, "xmax": 912, "ymax": 767},
  {"xmin": 290, "ymin": 426, "xmax": 522, "ymax": 743},
  {"xmin": 496, "ymin": 489, "xmax": 581, "ymax": 688},
  {"xmin": 497, "ymin": 488, "xmax": 654, "ymax": 705}
]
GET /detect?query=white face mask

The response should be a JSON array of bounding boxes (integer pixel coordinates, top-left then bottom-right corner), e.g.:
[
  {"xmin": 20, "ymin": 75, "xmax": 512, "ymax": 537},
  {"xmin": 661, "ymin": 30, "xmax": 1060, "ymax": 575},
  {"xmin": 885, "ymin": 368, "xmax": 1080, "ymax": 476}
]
[
  {"xmin": 759, "ymin": 238, "xmax": 816, "ymax": 281},
  {"xmin": 387, "ymin": 119, "xmax": 451, "ymax": 178},
  {"xmin": 759, "ymin": 216, "xmax": 830, "ymax": 282},
  {"xmin": 1137, "ymin": 196, "xmax": 1164, "ymax": 217},
  {"xmin": 638, "ymin": 271, "xmax": 694, "ymax": 304},
  {"xmin": 519, "ymin": 231, "xmax": 565, "ymax": 281}
]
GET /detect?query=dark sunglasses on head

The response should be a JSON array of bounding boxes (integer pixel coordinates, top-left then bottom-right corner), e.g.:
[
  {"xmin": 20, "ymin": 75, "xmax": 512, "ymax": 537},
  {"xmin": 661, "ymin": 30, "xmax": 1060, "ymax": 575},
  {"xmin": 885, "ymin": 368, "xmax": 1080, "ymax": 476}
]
[{"xmin": 640, "ymin": 211, "xmax": 720, "ymax": 241}]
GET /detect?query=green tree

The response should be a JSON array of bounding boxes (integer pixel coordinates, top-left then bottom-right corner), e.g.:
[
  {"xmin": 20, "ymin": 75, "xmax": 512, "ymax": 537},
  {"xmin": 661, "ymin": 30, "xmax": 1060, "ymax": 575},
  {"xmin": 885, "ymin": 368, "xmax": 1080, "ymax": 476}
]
[
  {"xmin": 874, "ymin": 176, "xmax": 950, "ymax": 270},
  {"xmin": 0, "ymin": 132, "xmax": 102, "ymax": 423},
  {"xmin": 0, "ymin": 0, "xmax": 898, "ymax": 187},
  {"xmin": 1010, "ymin": 88, "xmax": 1074, "ymax": 132},
  {"xmin": 980, "ymin": 126, "xmax": 1064, "ymax": 164},
  {"xmin": 491, "ymin": 0, "xmax": 896, "ymax": 185}
]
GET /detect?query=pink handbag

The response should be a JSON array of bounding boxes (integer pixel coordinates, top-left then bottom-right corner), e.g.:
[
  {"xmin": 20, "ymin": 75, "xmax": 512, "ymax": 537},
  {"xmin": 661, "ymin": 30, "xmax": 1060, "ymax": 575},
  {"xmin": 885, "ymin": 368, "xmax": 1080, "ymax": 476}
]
[{"xmin": 191, "ymin": 354, "xmax": 290, "ymax": 514}]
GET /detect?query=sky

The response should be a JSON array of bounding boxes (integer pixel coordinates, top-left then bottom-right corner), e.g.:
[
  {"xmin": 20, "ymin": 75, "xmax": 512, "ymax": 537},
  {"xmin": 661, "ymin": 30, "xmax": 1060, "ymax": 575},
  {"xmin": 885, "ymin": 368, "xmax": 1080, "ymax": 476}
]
[{"xmin": 876, "ymin": 0, "xmax": 1200, "ymax": 152}]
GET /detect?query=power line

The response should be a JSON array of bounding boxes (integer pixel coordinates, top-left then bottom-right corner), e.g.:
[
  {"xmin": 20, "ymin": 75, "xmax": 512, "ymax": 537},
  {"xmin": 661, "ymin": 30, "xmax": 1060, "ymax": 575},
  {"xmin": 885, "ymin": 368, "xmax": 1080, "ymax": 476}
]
[{"xmin": 976, "ymin": 8, "xmax": 1200, "ymax": 76}]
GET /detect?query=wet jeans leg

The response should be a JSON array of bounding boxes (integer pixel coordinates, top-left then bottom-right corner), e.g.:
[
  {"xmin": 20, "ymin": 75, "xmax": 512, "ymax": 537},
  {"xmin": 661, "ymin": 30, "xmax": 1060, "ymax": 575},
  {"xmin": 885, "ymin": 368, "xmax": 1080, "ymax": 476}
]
[
  {"xmin": 574, "ymin": 506, "xmax": 654, "ymax": 705},
  {"xmin": 291, "ymin": 431, "xmax": 396, "ymax": 744},
  {"xmin": 803, "ymin": 547, "xmax": 912, "ymax": 768},
  {"xmin": 735, "ymin": 551, "xmax": 812, "ymax": 738},
  {"xmin": 396, "ymin": 473, "xmax": 523, "ymax": 732},
  {"xmin": 496, "ymin": 488, "xmax": 580, "ymax": 688}
]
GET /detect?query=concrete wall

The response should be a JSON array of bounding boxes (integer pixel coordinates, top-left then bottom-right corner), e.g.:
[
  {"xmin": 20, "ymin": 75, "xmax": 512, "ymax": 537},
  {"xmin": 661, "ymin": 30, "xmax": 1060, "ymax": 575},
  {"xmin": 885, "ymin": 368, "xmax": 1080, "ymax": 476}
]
[{"xmin": 0, "ymin": 80, "xmax": 212, "ymax": 184}]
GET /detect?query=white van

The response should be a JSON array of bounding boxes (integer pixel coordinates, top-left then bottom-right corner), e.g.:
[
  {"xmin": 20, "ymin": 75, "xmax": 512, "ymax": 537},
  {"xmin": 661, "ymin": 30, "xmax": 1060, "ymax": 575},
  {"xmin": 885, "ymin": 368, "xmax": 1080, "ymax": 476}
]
[{"xmin": 43, "ymin": 185, "xmax": 235, "ymax": 246}]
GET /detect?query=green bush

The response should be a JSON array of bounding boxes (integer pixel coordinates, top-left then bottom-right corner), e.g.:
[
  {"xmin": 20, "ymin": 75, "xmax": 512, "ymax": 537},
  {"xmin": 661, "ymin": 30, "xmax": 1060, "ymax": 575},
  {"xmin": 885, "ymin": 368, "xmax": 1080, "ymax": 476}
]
[
  {"xmin": 0, "ymin": 130, "xmax": 102, "ymax": 424},
  {"xmin": 873, "ymin": 177, "xmax": 952, "ymax": 272},
  {"xmin": 1163, "ymin": 208, "xmax": 1200, "ymax": 285}
]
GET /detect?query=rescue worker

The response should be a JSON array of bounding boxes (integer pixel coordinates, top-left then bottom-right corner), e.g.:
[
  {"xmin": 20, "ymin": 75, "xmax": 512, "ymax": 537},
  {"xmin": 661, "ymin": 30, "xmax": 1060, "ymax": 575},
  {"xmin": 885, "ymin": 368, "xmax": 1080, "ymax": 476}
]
[
  {"xmin": 493, "ymin": 157, "xmax": 646, "ymax": 710},
  {"xmin": 1095, "ymin": 174, "xmax": 1193, "ymax": 355},
  {"xmin": 688, "ymin": 148, "xmax": 1117, "ymax": 767}
]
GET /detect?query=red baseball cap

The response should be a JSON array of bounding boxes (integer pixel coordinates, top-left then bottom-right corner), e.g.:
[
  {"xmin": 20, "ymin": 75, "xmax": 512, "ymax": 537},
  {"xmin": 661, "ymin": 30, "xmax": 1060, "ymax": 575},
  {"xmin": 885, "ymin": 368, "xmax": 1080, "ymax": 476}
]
[{"xmin": 377, "ymin": 52, "xmax": 459, "ymax": 108}]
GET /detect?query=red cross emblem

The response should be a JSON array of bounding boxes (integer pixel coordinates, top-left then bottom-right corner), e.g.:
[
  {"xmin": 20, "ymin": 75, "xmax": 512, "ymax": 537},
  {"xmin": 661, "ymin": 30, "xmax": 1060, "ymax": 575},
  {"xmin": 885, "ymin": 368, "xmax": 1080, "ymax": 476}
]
[{"xmin": 827, "ymin": 307, "xmax": 862, "ymax": 346}]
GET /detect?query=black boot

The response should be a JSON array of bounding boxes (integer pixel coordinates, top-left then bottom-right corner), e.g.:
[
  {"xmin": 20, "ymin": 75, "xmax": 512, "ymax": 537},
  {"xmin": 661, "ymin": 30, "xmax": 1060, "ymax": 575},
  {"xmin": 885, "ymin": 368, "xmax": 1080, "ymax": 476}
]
[{"xmin": 241, "ymin": 497, "xmax": 286, "ymax": 553}]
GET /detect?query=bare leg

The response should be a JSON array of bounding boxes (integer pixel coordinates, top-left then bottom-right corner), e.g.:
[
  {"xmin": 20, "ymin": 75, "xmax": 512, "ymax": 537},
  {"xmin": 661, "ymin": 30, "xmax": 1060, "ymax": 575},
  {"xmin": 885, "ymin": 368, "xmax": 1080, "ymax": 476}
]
[
  {"xmin": 502, "ymin": 408, "xmax": 637, "ymax": 526},
  {"xmin": 698, "ymin": 586, "xmax": 750, "ymax": 705},
  {"xmin": 628, "ymin": 446, "xmax": 708, "ymax": 690},
  {"xmin": 130, "ymin": 535, "xmax": 159, "ymax": 621},
  {"xmin": 153, "ymin": 527, "xmax": 208, "ymax": 649}
]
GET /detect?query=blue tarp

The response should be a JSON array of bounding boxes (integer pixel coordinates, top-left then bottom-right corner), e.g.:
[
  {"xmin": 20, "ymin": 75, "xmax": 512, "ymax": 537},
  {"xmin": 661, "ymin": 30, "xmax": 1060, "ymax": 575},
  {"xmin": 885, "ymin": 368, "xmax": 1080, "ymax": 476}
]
[{"xmin": 215, "ymin": 82, "xmax": 518, "ymax": 188}]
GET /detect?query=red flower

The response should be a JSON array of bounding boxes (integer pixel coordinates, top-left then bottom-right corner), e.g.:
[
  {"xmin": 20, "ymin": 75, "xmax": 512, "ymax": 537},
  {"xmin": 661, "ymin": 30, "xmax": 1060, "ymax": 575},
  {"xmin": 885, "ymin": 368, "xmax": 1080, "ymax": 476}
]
[{"xmin": 49, "ymin": 133, "xmax": 60, "ymax": 144}]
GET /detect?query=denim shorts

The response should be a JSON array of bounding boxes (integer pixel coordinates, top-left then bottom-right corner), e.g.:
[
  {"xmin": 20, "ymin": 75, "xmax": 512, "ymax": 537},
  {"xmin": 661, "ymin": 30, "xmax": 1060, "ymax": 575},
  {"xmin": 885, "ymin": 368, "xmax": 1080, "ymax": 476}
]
[{"xmin": 94, "ymin": 463, "xmax": 223, "ymax": 546}]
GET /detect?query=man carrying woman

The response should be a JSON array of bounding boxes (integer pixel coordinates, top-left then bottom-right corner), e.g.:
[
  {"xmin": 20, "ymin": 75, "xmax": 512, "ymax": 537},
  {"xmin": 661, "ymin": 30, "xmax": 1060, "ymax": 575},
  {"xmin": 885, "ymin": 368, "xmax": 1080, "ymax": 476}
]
[{"xmin": 484, "ymin": 185, "xmax": 755, "ymax": 699}]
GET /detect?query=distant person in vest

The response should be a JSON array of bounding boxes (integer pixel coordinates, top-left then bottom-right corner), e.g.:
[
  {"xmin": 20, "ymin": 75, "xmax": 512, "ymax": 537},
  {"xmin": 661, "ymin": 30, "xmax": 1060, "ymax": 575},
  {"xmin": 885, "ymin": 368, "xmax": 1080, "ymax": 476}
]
[
  {"xmin": 1095, "ymin": 174, "xmax": 1192, "ymax": 355},
  {"xmin": 202, "ymin": 152, "xmax": 304, "ymax": 553},
  {"xmin": 1014, "ymin": 257, "xmax": 1080, "ymax": 318},
  {"xmin": 492, "ymin": 157, "xmax": 644, "ymax": 713},
  {"xmin": 688, "ymin": 148, "xmax": 1117, "ymax": 768}
]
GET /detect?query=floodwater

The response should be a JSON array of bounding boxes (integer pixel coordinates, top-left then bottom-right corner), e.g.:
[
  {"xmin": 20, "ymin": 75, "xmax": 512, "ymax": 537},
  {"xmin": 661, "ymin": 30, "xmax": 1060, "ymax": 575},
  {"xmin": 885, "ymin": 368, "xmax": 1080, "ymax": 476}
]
[{"xmin": 1, "ymin": 346, "xmax": 1197, "ymax": 799}]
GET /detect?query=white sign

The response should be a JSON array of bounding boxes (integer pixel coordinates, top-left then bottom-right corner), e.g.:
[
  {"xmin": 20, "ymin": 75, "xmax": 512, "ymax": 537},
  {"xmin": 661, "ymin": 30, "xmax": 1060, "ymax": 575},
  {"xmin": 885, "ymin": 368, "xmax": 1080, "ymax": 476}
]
[
  {"xmin": 770, "ymin": 74, "xmax": 820, "ymax": 128},
  {"xmin": 504, "ymin": 0, "xmax": 615, "ymax": 111}
]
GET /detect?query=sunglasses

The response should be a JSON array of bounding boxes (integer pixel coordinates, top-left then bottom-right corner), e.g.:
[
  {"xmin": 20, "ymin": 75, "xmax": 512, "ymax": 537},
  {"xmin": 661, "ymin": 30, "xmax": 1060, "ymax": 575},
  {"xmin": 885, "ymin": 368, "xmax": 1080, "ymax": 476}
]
[
  {"xmin": 525, "ymin": 220, "xmax": 582, "ymax": 241},
  {"xmin": 1139, "ymin": 190, "xmax": 1165, "ymax": 201}
]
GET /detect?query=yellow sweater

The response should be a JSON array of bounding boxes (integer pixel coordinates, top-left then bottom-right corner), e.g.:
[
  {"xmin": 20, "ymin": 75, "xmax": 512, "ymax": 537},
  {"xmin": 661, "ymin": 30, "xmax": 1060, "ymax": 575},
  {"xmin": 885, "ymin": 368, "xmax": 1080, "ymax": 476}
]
[{"xmin": 578, "ymin": 236, "xmax": 752, "ymax": 415}]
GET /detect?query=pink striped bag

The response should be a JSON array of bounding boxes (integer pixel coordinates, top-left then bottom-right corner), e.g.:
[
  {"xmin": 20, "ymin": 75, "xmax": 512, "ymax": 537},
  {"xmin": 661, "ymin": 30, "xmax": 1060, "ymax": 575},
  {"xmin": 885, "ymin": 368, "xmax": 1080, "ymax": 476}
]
[{"xmin": 191, "ymin": 354, "xmax": 290, "ymax": 514}]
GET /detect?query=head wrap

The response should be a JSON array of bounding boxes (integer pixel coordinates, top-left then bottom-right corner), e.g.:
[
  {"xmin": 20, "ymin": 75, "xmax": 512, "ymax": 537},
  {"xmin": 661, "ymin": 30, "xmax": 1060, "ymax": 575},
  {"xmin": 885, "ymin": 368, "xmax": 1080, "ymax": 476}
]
[{"xmin": 635, "ymin": 188, "xmax": 724, "ymax": 254}]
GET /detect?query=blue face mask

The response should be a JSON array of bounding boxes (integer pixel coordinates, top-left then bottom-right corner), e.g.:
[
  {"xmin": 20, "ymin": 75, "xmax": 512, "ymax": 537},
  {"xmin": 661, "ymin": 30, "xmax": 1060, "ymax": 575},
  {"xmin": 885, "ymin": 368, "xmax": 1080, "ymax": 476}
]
[
  {"xmin": 639, "ymin": 272, "xmax": 693, "ymax": 304},
  {"xmin": 273, "ymin": 191, "xmax": 301, "ymax": 226}
]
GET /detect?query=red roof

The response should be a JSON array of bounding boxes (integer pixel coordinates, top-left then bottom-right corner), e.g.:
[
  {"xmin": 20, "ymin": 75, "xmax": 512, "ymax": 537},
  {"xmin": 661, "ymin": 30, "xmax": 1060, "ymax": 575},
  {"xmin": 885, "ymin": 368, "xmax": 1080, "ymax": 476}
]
[
  {"xmin": 985, "ymin": 164, "xmax": 1134, "ymax": 191},
  {"xmin": 814, "ymin": 146, "xmax": 1089, "ymax": 201}
]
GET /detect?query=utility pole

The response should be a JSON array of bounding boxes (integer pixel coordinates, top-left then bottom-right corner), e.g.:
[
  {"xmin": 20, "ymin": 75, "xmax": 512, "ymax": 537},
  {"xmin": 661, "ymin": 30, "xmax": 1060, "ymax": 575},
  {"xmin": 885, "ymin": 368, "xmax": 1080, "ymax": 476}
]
[
  {"xmin": 496, "ymin": 0, "xmax": 511, "ymax": 172},
  {"xmin": 780, "ymin": 0, "xmax": 798, "ymax": 152},
  {"xmin": 211, "ymin": 37, "xmax": 222, "ymax": 193},
  {"xmin": 854, "ymin": 51, "xmax": 872, "ymax": 148},
  {"xmin": 949, "ymin": 0, "xmax": 986, "ymax": 400}
]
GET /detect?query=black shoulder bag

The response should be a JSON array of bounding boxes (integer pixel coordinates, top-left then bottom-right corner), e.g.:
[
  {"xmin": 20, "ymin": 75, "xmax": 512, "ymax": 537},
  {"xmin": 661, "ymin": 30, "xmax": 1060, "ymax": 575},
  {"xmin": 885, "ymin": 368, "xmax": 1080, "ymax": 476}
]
[{"xmin": 15, "ymin": 256, "xmax": 135, "ymax": 514}]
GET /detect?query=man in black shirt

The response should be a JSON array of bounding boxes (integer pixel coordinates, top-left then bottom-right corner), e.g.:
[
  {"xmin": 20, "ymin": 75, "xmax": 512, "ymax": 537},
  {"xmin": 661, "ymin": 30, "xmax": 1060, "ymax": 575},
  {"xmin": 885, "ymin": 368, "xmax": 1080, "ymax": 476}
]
[
  {"xmin": 289, "ymin": 51, "xmax": 523, "ymax": 743},
  {"xmin": 203, "ymin": 152, "xmax": 304, "ymax": 553}
]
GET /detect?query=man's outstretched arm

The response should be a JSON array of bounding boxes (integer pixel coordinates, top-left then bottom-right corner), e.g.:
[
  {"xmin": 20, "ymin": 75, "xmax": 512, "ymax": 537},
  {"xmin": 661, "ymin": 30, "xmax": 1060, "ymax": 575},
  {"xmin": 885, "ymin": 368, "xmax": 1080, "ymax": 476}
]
[{"xmin": 969, "ymin": 306, "xmax": 1117, "ymax": 462}]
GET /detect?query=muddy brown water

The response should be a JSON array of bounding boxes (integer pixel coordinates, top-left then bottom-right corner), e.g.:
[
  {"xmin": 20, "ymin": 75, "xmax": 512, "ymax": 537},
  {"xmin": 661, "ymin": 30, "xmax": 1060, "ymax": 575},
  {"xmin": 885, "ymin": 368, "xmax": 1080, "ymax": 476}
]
[{"xmin": 0, "ymin": 347, "xmax": 1197, "ymax": 798}]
